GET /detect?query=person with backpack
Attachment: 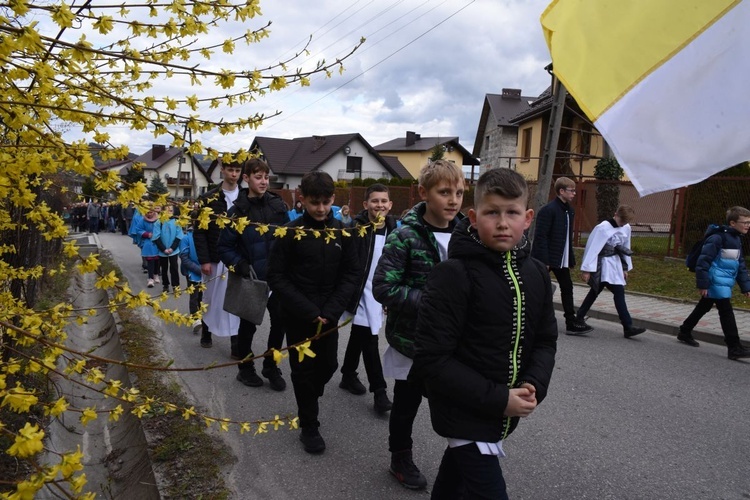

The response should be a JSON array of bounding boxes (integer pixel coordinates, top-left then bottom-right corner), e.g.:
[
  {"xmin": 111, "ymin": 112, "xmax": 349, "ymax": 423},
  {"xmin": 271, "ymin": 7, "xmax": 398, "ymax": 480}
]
[{"xmin": 677, "ymin": 206, "xmax": 750, "ymax": 360}]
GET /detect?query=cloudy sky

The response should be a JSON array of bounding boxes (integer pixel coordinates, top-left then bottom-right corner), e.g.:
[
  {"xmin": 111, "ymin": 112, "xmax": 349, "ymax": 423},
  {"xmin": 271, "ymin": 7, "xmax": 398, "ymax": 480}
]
[{"xmin": 65, "ymin": 0, "xmax": 554, "ymax": 157}]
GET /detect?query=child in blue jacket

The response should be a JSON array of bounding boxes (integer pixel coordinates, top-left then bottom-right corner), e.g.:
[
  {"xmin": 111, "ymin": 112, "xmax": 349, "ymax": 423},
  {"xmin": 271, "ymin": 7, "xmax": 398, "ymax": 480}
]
[
  {"xmin": 132, "ymin": 206, "xmax": 161, "ymax": 288},
  {"xmin": 678, "ymin": 206, "xmax": 750, "ymax": 360},
  {"xmin": 180, "ymin": 229, "xmax": 204, "ymax": 335},
  {"xmin": 153, "ymin": 204, "xmax": 184, "ymax": 293}
]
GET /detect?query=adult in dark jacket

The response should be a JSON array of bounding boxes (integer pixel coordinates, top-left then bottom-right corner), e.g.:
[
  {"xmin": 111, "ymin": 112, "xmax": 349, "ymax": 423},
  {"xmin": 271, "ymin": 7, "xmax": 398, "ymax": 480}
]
[
  {"xmin": 193, "ymin": 162, "xmax": 243, "ymax": 349},
  {"xmin": 531, "ymin": 177, "xmax": 591, "ymax": 334},
  {"xmin": 218, "ymin": 159, "xmax": 290, "ymax": 390}
]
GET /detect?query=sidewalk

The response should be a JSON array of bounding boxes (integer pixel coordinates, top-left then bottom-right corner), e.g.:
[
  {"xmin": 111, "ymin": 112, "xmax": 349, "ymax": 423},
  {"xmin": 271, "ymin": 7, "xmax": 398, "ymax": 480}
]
[{"xmin": 554, "ymin": 283, "xmax": 750, "ymax": 346}]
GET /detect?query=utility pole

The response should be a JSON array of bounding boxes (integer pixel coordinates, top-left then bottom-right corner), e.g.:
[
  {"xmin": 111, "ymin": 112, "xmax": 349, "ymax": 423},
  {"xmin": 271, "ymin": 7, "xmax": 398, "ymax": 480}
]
[{"xmin": 530, "ymin": 76, "xmax": 567, "ymax": 238}]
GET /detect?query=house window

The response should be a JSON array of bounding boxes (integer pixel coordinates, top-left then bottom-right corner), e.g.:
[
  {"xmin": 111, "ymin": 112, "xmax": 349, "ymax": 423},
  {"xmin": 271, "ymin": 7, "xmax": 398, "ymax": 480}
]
[
  {"xmin": 485, "ymin": 135, "xmax": 490, "ymax": 151},
  {"xmin": 346, "ymin": 156, "xmax": 362, "ymax": 178},
  {"xmin": 182, "ymin": 188, "xmax": 191, "ymax": 198},
  {"xmin": 521, "ymin": 128, "xmax": 532, "ymax": 161},
  {"xmin": 179, "ymin": 171, "xmax": 191, "ymax": 183}
]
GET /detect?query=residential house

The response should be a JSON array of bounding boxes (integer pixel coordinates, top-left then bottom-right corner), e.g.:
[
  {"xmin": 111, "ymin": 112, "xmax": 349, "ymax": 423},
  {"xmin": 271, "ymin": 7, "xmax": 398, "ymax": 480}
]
[
  {"xmin": 374, "ymin": 131, "xmax": 478, "ymax": 180},
  {"xmin": 109, "ymin": 145, "xmax": 212, "ymax": 199},
  {"xmin": 472, "ymin": 88, "xmax": 536, "ymax": 173},
  {"xmin": 248, "ymin": 133, "xmax": 411, "ymax": 190},
  {"xmin": 508, "ymin": 85, "xmax": 606, "ymax": 182}
]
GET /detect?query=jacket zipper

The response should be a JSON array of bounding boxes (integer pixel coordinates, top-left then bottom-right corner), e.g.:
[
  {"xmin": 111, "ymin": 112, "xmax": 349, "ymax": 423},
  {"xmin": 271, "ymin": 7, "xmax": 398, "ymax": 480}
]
[{"xmin": 502, "ymin": 250, "xmax": 523, "ymax": 439}]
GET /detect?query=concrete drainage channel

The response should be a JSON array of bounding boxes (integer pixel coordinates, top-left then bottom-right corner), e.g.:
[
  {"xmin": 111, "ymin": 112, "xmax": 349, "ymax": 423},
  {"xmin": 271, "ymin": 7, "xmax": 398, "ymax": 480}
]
[{"xmin": 41, "ymin": 233, "xmax": 159, "ymax": 499}]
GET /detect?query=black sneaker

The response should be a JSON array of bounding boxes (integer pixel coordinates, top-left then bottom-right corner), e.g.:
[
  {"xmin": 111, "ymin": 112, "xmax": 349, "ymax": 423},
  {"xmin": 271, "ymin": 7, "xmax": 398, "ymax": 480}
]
[
  {"xmin": 299, "ymin": 428, "xmax": 326, "ymax": 454},
  {"xmin": 566, "ymin": 320, "xmax": 593, "ymax": 335},
  {"xmin": 236, "ymin": 370, "xmax": 263, "ymax": 387},
  {"xmin": 262, "ymin": 367, "xmax": 287, "ymax": 392},
  {"xmin": 624, "ymin": 326, "xmax": 646, "ymax": 338},
  {"xmin": 374, "ymin": 389, "xmax": 392, "ymax": 414},
  {"xmin": 390, "ymin": 450, "xmax": 427, "ymax": 490},
  {"xmin": 728, "ymin": 346, "xmax": 750, "ymax": 360},
  {"xmin": 677, "ymin": 328, "xmax": 700, "ymax": 347},
  {"xmin": 339, "ymin": 372, "xmax": 367, "ymax": 395}
]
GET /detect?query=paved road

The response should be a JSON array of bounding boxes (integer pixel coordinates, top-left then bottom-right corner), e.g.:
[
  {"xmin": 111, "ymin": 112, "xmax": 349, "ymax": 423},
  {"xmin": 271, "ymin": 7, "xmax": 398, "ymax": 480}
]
[{"xmin": 97, "ymin": 232, "xmax": 750, "ymax": 500}]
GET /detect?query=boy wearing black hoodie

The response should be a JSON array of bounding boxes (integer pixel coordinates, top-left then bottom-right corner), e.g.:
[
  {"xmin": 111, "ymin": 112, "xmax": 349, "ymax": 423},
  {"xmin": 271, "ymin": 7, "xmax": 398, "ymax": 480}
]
[{"xmin": 412, "ymin": 168, "xmax": 557, "ymax": 499}]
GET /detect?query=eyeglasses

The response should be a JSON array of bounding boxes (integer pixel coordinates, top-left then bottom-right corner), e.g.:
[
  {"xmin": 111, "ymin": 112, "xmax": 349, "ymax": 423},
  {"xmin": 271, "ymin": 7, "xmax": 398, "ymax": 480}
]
[
  {"xmin": 736, "ymin": 221, "xmax": 750, "ymax": 226},
  {"xmin": 564, "ymin": 188, "xmax": 576, "ymax": 193}
]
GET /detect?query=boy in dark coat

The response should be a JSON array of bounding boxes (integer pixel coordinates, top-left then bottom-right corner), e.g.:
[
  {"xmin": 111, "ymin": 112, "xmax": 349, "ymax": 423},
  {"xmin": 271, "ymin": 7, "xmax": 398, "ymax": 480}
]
[
  {"xmin": 677, "ymin": 206, "xmax": 750, "ymax": 359},
  {"xmin": 267, "ymin": 171, "xmax": 360, "ymax": 454},
  {"xmin": 218, "ymin": 159, "xmax": 290, "ymax": 390},
  {"xmin": 412, "ymin": 168, "xmax": 558, "ymax": 499},
  {"xmin": 531, "ymin": 176, "xmax": 591, "ymax": 334}
]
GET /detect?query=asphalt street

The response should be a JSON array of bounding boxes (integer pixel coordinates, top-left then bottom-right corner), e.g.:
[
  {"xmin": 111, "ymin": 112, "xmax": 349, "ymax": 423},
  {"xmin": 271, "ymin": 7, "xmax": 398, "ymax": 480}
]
[{"xmin": 98, "ymin": 232, "xmax": 750, "ymax": 500}]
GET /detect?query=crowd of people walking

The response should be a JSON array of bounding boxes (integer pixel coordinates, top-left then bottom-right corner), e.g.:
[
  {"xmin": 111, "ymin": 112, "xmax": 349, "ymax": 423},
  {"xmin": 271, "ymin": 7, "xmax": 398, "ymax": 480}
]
[{"xmin": 69, "ymin": 163, "xmax": 750, "ymax": 498}]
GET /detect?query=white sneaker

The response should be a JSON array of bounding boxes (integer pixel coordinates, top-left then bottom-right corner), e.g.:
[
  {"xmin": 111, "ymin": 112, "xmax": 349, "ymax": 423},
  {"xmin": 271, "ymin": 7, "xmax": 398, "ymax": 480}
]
[
  {"xmin": 192, "ymin": 320, "xmax": 202, "ymax": 335},
  {"xmin": 154, "ymin": 276, "xmax": 161, "ymax": 284},
  {"xmin": 147, "ymin": 279, "xmax": 154, "ymax": 288}
]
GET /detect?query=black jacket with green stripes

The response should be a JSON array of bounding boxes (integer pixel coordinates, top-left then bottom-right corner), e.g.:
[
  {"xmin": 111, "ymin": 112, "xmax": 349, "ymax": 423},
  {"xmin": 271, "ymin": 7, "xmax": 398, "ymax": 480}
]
[{"xmin": 412, "ymin": 217, "xmax": 558, "ymax": 443}]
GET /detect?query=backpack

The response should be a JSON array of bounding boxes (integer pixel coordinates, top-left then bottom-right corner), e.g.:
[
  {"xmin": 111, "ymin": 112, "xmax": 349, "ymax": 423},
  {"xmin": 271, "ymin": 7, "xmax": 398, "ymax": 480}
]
[{"xmin": 685, "ymin": 224, "xmax": 724, "ymax": 272}]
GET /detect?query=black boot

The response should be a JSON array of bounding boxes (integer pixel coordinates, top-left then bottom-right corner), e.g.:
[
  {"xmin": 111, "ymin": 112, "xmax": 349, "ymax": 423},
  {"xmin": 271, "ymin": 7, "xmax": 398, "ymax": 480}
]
[
  {"xmin": 677, "ymin": 327, "xmax": 699, "ymax": 347},
  {"xmin": 390, "ymin": 450, "xmax": 427, "ymax": 490},
  {"xmin": 236, "ymin": 362, "xmax": 263, "ymax": 387},
  {"xmin": 728, "ymin": 345, "xmax": 750, "ymax": 360},
  {"xmin": 339, "ymin": 372, "xmax": 366, "ymax": 395},
  {"xmin": 624, "ymin": 326, "xmax": 646, "ymax": 338},
  {"xmin": 374, "ymin": 389, "xmax": 392, "ymax": 414}
]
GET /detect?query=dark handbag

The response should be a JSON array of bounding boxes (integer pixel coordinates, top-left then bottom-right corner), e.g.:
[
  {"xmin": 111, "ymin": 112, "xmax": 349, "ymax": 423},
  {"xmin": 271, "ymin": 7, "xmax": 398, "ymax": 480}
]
[{"xmin": 222, "ymin": 267, "xmax": 269, "ymax": 325}]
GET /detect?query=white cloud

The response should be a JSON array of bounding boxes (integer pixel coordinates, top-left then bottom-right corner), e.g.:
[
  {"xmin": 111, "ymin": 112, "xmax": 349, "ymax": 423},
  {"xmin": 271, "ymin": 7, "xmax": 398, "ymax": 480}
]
[{"xmin": 63, "ymin": 0, "xmax": 553, "ymax": 157}]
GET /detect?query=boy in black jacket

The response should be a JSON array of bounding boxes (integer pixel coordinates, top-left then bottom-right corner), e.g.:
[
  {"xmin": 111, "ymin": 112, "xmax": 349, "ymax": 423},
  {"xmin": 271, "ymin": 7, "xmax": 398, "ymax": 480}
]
[
  {"xmin": 218, "ymin": 158, "xmax": 290, "ymax": 390},
  {"xmin": 531, "ymin": 176, "xmax": 591, "ymax": 334},
  {"xmin": 267, "ymin": 171, "xmax": 360, "ymax": 454},
  {"xmin": 412, "ymin": 168, "xmax": 558, "ymax": 499}
]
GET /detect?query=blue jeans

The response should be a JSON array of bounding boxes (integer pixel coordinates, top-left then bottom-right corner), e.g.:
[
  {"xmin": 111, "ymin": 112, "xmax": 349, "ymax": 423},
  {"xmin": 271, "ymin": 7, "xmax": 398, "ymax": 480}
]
[
  {"xmin": 576, "ymin": 282, "xmax": 632, "ymax": 328},
  {"xmin": 432, "ymin": 443, "xmax": 509, "ymax": 500}
]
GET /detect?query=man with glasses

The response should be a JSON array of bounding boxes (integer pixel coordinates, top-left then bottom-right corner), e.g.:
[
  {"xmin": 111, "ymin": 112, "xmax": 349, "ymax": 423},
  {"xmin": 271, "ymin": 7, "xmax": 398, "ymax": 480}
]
[
  {"xmin": 677, "ymin": 206, "xmax": 750, "ymax": 360},
  {"xmin": 532, "ymin": 177, "xmax": 593, "ymax": 334}
]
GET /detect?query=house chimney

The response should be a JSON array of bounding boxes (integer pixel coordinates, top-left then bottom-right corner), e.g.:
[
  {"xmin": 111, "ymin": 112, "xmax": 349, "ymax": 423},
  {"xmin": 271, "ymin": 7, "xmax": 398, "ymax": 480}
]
[
  {"xmin": 405, "ymin": 131, "xmax": 420, "ymax": 147},
  {"xmin": 501, "ymin": 88, "xmax": 522, "ymax": 99},
  {"xmin": 312, "ymin": 135, "xmax": 327, "ymax": 152},
  {"xmin": 152, "ymin": 144, "xmax": 166, "ymax": 160}
]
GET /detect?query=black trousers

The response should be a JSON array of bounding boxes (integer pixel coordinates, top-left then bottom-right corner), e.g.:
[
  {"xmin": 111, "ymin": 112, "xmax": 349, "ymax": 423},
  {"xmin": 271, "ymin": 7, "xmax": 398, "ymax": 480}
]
[
  {"xmin": 237, "ymin": 293, "xmax": 286, "ymax": 373},
  {"xmin": 389, "ymin": 378, "xmax": 423, "ymax": 452},
  {"xmin": 431, "ymin": 444, "xmax": 509, "ymax": 500},
  {"xmin": 341, "ymin": 324, "xmax": 387, "ymax": 392},
  {"xmin": 551, "ymin": 266, "xmax": 576, "ymax": 324},
  {"xmin": 187, "ymin": 280, "xmax": 203, "ymax": 316},
  {"xmin": 681, "ymin": 296, "xmax": 742, "ymax": 348},
  {"xmin": 159, "ymin": 255, "xmax": 180, "ymax": 288},
  {"xmin": 285, "ymin": 316, "xmax": 339, "ymax": 430}
]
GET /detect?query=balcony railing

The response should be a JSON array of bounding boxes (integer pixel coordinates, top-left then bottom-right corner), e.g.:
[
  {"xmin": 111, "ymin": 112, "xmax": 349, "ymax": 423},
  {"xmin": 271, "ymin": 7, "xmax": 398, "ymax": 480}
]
[
  {"xmin": 166, "ymin": 177, "xmax": 192, "ymax": 186},
  {"xmin": 337, "ymin": 170, "xmax": 392, "ymax": 181}
]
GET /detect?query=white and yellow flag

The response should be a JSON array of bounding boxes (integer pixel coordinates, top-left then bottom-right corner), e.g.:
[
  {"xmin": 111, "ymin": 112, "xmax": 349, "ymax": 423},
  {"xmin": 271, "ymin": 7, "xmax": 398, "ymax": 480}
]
[{"xmin": 541, "ymin": 0, "xmax": 750, "ymax": 195}]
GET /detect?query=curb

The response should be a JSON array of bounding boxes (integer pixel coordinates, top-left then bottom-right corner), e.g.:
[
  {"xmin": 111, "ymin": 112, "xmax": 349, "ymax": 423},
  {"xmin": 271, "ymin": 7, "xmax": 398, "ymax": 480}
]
[{"xmin": 552, "ymin": 302, "xmax": 727, "ymax": 348}]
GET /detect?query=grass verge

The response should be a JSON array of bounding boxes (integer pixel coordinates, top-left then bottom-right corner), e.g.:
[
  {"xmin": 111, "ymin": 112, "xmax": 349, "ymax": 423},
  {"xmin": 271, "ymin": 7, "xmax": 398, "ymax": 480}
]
[{"xmin": 100, "ymin": 255, "xmax": 235, "ymax": 499}]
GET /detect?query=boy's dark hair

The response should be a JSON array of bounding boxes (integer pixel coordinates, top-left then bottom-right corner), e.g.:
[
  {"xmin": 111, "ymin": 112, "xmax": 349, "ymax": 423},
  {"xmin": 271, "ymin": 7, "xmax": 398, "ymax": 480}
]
[
  {"xmin": 474, "ymin": 168, "xmax": 528, "ymax": 206},
  {"xmin": 300, "ymin": 171, "xmax": 335, "ymax": 199},
  {"xmin": 726, "ymin": 206, "xmax": 750, "ymax": 224},
  {"xmin": 554, "ymin": 176, "xmax": 575, "ymax": 194},
  {"xmin": 365, "ymin": 183, "xmax": 390, "ymax": 200},
  {"xmin": 243, "ymin": 158, "xmax": 270, "ymax": 176}
]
